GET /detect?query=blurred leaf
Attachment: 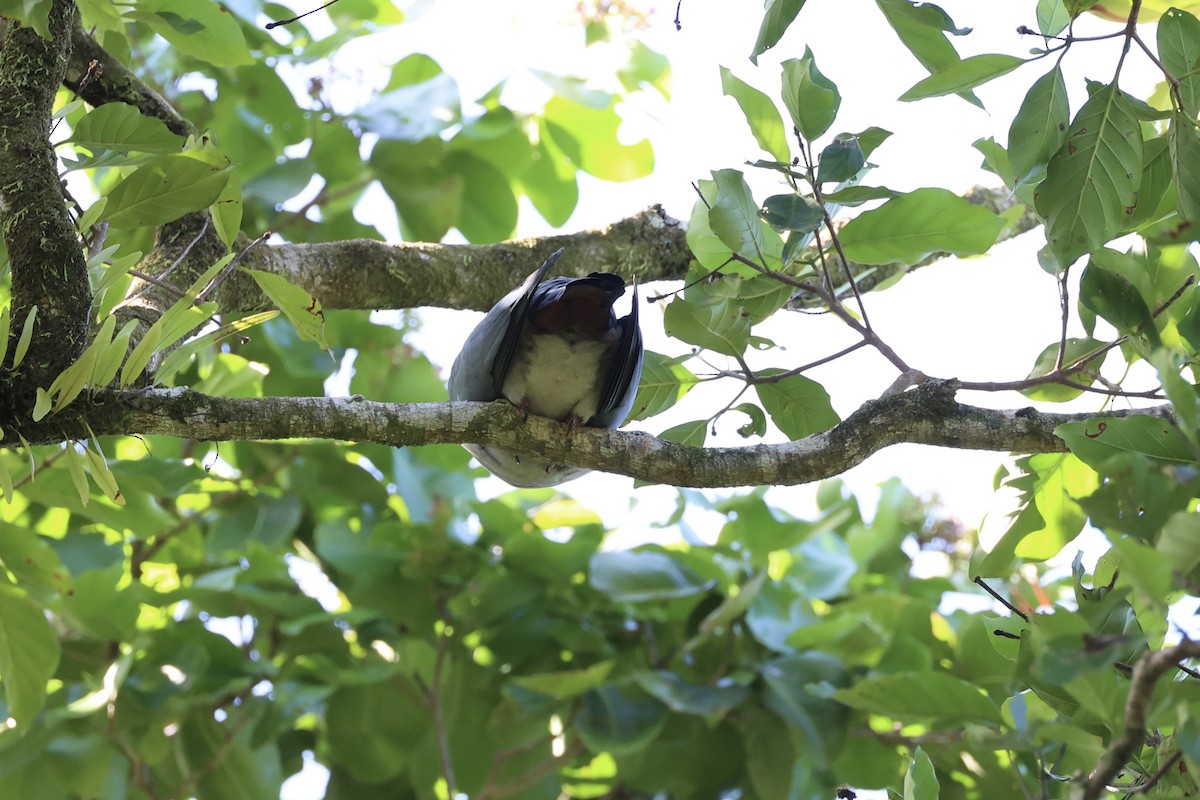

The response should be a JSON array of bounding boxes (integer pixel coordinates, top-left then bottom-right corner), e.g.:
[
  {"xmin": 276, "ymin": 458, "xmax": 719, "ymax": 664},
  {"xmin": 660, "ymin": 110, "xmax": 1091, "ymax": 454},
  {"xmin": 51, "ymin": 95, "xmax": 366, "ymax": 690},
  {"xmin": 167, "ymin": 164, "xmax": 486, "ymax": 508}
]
[
  {"xmin": 130, "ymin": 0, "xmax": 252, "ymax": 66},
  {"xmin": 837, "ymin": 670, "xmax": 1001, "ymax": 724},
  {"xmin": 905, "ymin": 747, "xmax": 940, "ymax": 800},
  {"xmin": 761, "ymin": 652, "xmax": 850, "ymax": 763},
  {"xmin": 589, "ymin": 550, "xmax": 713, "ymax": 602},
  {"xmin": 0, "ymin": 581, "xmax": 60, "ymax": 727},
  {"xmin": 576, "ymin": 683, "xmax": 668, "ymax": 755},
  {"xmin": 544, "ymin": 96, "xmax": 653, "ymax": 182}
]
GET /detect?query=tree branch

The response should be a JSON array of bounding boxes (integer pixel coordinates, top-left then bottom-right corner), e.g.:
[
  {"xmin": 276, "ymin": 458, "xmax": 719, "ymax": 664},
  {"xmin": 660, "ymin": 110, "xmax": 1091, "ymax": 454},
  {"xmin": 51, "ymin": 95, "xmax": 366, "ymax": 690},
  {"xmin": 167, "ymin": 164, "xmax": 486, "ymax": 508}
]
[
  {"xmin": 1081, "ymin": 639, "xmax": 1200, "ymax": 800},
  {"xmin": 0, "ymin": 0, "xmax": 91, "ymax": 410},
  {"xmin": 63, "ymin": 23, "xmax": 194, "ymax": 137},
  {"xmin": 38, "ymin": 381, "xmax": 1167, "ymax": 488},
  {"xmin": 218, "ymin": 205, "xmax": 691, "ymax": 314}
]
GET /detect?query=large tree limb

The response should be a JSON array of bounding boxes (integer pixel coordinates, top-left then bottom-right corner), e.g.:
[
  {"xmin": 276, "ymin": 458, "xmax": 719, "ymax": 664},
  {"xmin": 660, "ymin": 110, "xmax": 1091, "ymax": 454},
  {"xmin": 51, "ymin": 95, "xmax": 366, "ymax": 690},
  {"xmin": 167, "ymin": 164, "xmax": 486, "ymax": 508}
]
[
  {"xmin": 0, "ymin": 0, "xmax": 90, "ymax": 410},
  {"xmin": 35, "ymin": 380, "xmax": 1162, "ymax": 488},
  {"xmin": 219, "ymin": 205, "xmax": 691, "ymax": 314}
]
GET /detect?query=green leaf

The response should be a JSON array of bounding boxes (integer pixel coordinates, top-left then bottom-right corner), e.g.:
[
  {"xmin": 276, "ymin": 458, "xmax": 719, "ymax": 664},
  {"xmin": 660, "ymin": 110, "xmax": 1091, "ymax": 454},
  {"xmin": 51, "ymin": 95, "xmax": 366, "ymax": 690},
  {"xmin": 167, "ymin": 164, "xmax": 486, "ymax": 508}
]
[
  {"xmin": 1035, "ymin": 84, "xmax": 1143, "ymax": 269},
  {"xmin": 905, "ymin": 747, "xmax": 941, "ymax": 800},
  {"xmin": 1158, "ymin": 8, "xmax": 1200, "ymax": 117},
  {"xmin": 103, "ymin": 153, "xmax": 233, "ymax": 228},
  {"xmin": 1157, "ymin": 511, "xmax": 1200, "ymax": 576},
  {"xmin": 658, "ymin": 420, "xmax": 708, "ymax": 448},
  {"xmin": 719, "ymin": 67, "xmax": 790, "ymax": 163},
  {"xmin": 629, "ymin": 351, "xmax": 699, "ymax": 421},
  {"xmin": 854, "ymin": 125, "xmax": 893, "ymax": 159},
  {"xmin": 734, "ymin": 402, "xmax": 768, "ymax": 438},
  {"xmin": 357, "ymin": 72, "xmax": 460, "ymax": 142},
  {"xmin": 1079, "ymin": 257, "xmax": 1160, "ymax": 347},
  {"xmin": 1020, "ymin": 337, "xmax": 1106, "ymax": 402},
  {"xmin": 1129, "ymin": 136, "xmax": 1174, "ymax": 228},
  {"xmin": 326, "ymin": 681, "xmax": 427, "ymax": 783},
  {"xmin": 589, "ymin": 550, "xmax": 713, "ymax": 602},
  {"xmin": 1150, "ymin": 349, "xmax": 1199, "ymax": 441},
  {"xmin": 663, "ymin": 296, "xmax": 750, "ymax": 357},
  {"xmin": 69, "ymin": 102, "xmax": 184, "ymax": 154},
  {"xmin": 511, "ymin": 661, "xmax": 614, "ymax": 699},
  {"xmin": 761, "ymin": 193, "xmax": 823, "ymax": 234},
  {"xmin": 1057, "ymin": 416, "xmax": 1196, "ymax": 469},
  {"xmin": 243, "ymin": 269, "xmax": 329, "ymax": 351},
  {"xmin": 1169, "ymin": 113, "xmax": 1200, "ymax": 226},
  {"xmin": 900, "ymin": 54, "xmax": 1026, "ymax": 102},
  {"xmin": 576, "ymin": 684, "xmax": 668, "ymax": 755},
  {"xmin": 815, "ymin": 135, "xmax": 865, "ymax": 183},
  {"xmin": 781, "ymin": 48, "xmax": 840, "ymax": 141},
  {"xmin": 875, "ymin": 0, "xmax": 973, "ymax": 91},
  {"xmin": 836, "ymin": 671, "xmax": 1001, "ymax": 725},
  {"xmin": 1008, "ymin": 66, "xmax": 1070, "ymax": 180},
  {"xmin": 755, "ymin": 372, "xmax": 839, "ymax": 439},
  {"xmin": 0, "ymin": 581, "xmax": 60, "ymax": 727},
  {"xmin": 543, "ymin": 96, "xmax": 653, "ymax": 182},
  {"xmin": 633, "ymin": 671, "xmax": 749, "ymax": 716},
  {"xmin": 156, "ymin": 311, "xmax": 278, "ymax": 386},
  {"xmin": 709, "ymin": 168, "xmax": 768, "ymax": 263},
  {"xmin": 211, "ymin": 169, "xmax": 243, "ymax": 249},
  {"xmin": 130, "ymin": 0, "xmax": 252, "ymax": 67},
  {"xmin": 760, "ymin": 652, "xmax": 849, "ymax": 764},
  {"xmin": 445, "ymin": 151, "xmax": 518, "ymax": 242},
  {"xmin": 750, "ymin": 0, "xmax": 809, "ymax": 65},
  {"xmin": 821, "ymin": 185, "xmax": 899, "ymax": 205},
  {"xmin": 838, "ymin": 188, "xmax": 1005, "ymax": 265},
  {"xmin": 1037, "ymin": 0, "xmax": 1071, "ymax": 34},
  {"xmin": 518, "ymin": 135, "xmax": 578, "ymax": 227},
  {"xmin": 976, "ymin": 453, "xmax": 1096, "ymax": 575},
  {"xmin": 686, "ymin": 183, "xmax": 734, "ymax": 271},
  {"xmin": 11, "ymin": 304, "xmax": 36, "ymax": 369},
  {"xmin": 743, "ymin": 707, "xmax": 797, "ymax": 799}
]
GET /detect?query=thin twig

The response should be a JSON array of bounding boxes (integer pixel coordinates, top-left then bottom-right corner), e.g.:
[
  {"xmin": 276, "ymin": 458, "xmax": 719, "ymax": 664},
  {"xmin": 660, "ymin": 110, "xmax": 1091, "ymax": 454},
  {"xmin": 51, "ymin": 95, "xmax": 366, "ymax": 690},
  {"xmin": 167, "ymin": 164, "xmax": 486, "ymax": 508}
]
[
  {"xmin": 430, "ymin": 615, "xmax": 458, "ymax": 797},
  {"xmin": 974, "ymin": 576, "xmax": 1031, "ymax": 622},
  {"xmin": 197, "ymin": 229, "xmax": 272, "ymax": 303}
]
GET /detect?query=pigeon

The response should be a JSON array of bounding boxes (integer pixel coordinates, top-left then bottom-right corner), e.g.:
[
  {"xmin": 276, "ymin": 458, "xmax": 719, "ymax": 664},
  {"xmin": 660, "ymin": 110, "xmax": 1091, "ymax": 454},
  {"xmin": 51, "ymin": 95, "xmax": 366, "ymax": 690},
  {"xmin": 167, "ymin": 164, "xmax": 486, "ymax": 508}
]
[{"xmin": 448, "ymin": 248, "xmax": 644, "ymax": 487}]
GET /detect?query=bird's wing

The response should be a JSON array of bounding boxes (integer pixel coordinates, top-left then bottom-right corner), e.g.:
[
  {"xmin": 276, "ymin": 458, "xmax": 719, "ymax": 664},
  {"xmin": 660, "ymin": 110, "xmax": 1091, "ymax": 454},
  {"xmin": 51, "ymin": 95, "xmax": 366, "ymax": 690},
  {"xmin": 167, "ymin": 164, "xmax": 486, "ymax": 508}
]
[
  {"xmin": 593, "ymin": 279, "xmax": 644, "ymax": 428},
  {"xmin": 488, "ymin": 248, "xmax": 563, "ymax": 392},
  {"xmin": 448, "ymin": 248, "xmax": 562, "ymax": 402}
]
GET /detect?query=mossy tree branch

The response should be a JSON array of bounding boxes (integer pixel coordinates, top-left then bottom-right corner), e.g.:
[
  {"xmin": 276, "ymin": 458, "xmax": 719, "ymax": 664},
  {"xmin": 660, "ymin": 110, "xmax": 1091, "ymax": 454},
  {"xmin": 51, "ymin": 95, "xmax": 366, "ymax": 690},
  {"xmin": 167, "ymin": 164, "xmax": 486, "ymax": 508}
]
[{"xmin": 0, "ymin": 0, "xmax": 90, "ymax": 411}]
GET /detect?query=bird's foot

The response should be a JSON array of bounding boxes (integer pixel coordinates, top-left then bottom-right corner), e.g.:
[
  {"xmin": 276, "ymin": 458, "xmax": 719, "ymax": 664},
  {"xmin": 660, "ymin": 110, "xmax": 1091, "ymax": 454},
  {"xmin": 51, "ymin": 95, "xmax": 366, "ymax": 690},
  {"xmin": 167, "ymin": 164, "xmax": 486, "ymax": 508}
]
[{"xmin": 564, "ymin": 415, "xmax": 585, "ymax": 437}]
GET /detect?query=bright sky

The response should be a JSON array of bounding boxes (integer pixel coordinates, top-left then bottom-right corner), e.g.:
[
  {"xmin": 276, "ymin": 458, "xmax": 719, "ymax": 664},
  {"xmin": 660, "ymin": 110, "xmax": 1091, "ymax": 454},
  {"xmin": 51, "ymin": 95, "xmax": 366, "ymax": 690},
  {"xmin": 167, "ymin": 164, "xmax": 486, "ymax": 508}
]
[{"xmin": 272, "ymin": 1, "xmax": 1173, "ymax": 797}]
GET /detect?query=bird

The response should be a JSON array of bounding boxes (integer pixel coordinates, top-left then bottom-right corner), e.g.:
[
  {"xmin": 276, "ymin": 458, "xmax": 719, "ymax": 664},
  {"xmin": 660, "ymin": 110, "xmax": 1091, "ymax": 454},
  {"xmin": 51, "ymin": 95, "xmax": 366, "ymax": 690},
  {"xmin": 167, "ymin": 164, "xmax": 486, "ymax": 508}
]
[{"xmin": 448, "ymin": 248, "xmax": 644, "ymax": 487}]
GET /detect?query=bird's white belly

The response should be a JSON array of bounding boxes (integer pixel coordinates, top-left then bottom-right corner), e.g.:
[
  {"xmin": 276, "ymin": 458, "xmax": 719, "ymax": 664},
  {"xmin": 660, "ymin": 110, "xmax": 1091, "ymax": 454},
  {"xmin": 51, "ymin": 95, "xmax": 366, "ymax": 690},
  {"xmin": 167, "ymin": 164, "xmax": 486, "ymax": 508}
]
[{"xmin": 502, "ymin": 333, "xmax": 610, "ymax": 422}]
